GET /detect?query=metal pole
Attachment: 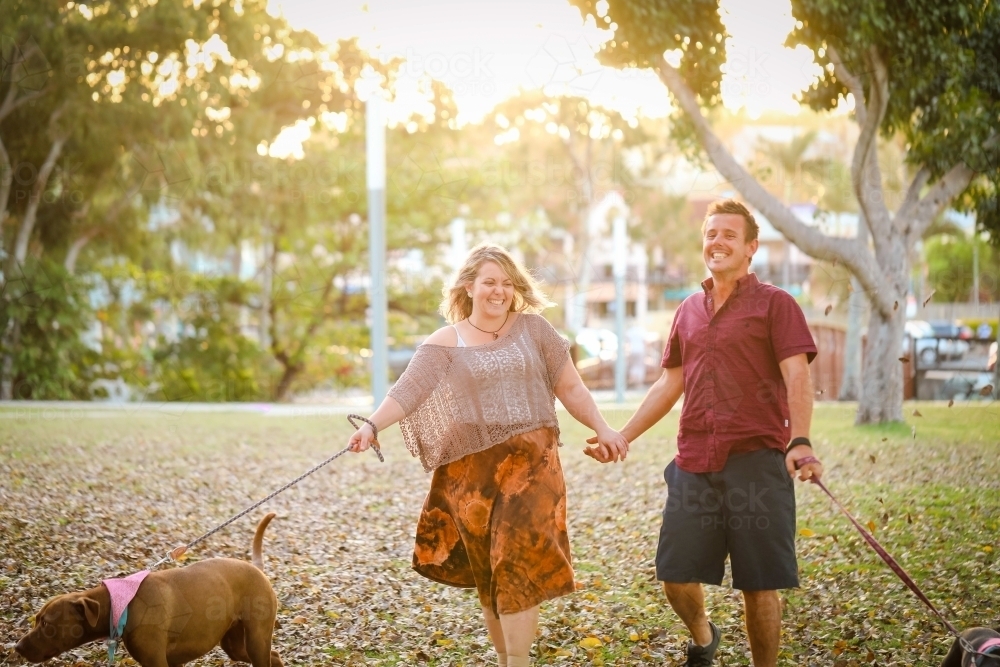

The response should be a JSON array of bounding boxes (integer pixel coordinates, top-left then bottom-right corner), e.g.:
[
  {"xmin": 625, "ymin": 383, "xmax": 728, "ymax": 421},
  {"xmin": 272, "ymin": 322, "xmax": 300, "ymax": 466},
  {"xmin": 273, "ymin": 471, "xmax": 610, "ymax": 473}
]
[
  {"xmin": 613, "ymin": 213, "xmax": 627, "ymax": 404},
  {"xmin": 366, "ymin": 91, "xmax": 387, "ymax": 406},
  {"xmin": 972, "ymin": 233, "xmax": 980, "ymax": 313}
]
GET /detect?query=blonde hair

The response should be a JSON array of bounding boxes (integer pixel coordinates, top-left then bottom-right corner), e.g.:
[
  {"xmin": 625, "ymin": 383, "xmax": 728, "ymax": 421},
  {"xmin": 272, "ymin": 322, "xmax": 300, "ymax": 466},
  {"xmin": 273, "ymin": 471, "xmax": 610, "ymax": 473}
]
[{"xmin": 440, "ymin": 243, "xmax": 552, "ymax": 324}]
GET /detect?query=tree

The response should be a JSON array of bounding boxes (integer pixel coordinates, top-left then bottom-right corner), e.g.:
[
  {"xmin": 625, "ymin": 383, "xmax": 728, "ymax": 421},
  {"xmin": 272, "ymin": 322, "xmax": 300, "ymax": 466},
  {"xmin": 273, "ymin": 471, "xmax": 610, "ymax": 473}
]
[
  {"xmin": 570, "ymin": 0, "xmax": 1000, "ymax": 422},
  {"xmin": 484, "ymin": 91, "xmax": 648, "ymax": 331}
]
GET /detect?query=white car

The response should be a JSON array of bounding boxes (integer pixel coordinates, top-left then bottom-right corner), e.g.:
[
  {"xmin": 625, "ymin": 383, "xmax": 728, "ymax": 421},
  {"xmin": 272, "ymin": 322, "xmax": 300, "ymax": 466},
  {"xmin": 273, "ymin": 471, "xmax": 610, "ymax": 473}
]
[{"xmin": 903, "ymin": 320, "xmax": 970, "ymax": 365}]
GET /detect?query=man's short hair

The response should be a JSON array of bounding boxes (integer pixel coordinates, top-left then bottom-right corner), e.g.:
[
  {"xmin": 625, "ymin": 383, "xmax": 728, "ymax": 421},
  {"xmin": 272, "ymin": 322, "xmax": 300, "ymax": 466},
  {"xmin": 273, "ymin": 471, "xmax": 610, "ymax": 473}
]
[{"xmin": 702, "ymin": 199, "xmax": 759, "ymax": 243}]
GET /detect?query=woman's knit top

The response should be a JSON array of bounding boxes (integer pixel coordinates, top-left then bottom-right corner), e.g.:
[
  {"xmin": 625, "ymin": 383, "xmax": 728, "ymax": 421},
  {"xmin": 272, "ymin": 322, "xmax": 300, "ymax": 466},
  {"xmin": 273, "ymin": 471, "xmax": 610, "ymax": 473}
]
[{"xmin": 387, "ymin": 313, "xmax": 571, "ymax": 471}]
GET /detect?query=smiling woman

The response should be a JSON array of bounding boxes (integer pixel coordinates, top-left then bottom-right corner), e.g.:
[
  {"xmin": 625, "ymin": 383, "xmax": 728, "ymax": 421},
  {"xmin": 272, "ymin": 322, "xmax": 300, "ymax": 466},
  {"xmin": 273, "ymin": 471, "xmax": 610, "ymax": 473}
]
[{"xmin": 343, "ymin": 242, "xmax": 629, "ymax": 667}]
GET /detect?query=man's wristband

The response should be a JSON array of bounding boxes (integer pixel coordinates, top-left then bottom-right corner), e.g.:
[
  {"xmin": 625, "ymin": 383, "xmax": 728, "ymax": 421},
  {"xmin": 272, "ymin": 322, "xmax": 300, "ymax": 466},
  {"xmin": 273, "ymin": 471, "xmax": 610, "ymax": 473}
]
[{"xmin": 786, "ymin": 437, "xmax": 812, "ymax": 454}]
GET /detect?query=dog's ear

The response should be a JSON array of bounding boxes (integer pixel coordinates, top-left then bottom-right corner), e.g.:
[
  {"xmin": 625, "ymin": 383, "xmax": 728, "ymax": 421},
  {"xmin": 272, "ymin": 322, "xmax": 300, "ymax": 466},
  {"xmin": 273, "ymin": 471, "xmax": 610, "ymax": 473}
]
[{"xmin": 79, "ymin": 598, "xmax": 101, "ymax": 628}]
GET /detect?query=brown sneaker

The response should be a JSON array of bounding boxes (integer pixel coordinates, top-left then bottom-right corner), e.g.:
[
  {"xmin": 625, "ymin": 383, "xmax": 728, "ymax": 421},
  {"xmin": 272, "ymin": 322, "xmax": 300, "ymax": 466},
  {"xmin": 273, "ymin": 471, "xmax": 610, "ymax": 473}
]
[{"xmin": 683, "ymin": 621, "xmax": 720, "ymax": 666}]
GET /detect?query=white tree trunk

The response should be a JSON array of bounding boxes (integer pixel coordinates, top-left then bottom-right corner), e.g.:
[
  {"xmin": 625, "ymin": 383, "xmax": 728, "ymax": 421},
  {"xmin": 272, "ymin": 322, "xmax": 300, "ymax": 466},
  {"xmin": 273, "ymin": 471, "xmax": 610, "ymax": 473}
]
[
  {"xmin": 838, "ymin": 275, "xmax": 867, "ymax": 401},
  {"xmin": 652, "ymin": 50, "xmax": 987, "ymax": 423}
]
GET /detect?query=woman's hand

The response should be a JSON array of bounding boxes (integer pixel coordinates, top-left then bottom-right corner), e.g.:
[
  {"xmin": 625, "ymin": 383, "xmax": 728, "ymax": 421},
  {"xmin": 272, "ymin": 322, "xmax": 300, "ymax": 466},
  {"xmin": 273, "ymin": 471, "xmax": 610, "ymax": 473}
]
[
  {"xmin": 348, "ymin": 423, "xmax": 377, "ymax": 453},
  {"xmin": 583, "ymin": 427, "xmax": 629, "ymax": 463}
]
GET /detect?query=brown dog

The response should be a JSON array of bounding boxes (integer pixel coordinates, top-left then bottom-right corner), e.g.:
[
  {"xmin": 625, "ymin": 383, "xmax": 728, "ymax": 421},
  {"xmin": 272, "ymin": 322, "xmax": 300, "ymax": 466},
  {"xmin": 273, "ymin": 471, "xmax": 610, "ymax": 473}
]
[
  {"xmin": 941, "ymin": 627, "xmax": 1000, "ymax": 666},
  {"xmin": 16, "ymin": 513, "xmax": 282, "ymax": 667}
]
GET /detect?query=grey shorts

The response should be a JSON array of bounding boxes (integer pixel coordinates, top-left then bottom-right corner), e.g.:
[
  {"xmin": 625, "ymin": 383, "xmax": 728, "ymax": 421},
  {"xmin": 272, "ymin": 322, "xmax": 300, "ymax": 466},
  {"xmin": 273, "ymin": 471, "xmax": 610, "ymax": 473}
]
[{"xmin": 655, "ymin": 448, "xmax": 799, "ymax": 591}]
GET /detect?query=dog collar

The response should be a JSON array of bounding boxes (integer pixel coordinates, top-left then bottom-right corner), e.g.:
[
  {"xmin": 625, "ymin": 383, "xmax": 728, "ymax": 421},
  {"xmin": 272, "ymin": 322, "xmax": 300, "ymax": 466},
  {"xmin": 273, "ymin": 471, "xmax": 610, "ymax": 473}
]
[
  {"xmin": 973, "ymin": 638, "xmax": 1000, "ymax": 667},
  {"xmin": 102, "ymin": 570, "xmax": 150, "ymax": 663}
]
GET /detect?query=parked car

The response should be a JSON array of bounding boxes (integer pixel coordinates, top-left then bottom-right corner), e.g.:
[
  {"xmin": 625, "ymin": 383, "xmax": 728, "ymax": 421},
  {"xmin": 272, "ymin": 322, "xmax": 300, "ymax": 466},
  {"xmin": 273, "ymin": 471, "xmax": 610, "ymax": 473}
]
[
  {"xmin": 903, "ymin": 320, "xmax": 970, "ymax": 364},
  {"xmin": 990, "ymin": 341, "xmax": 998, "ymax": 372},
  {"xmin": 928, "ymin": 320, "xmax": 973, "ymax": 339}
]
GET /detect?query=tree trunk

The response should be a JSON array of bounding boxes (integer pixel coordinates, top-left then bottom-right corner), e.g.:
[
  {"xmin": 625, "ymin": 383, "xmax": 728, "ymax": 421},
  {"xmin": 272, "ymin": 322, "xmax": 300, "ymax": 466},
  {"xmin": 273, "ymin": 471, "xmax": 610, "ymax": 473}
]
[
  {"xmin": 0, "ymin": 319, "xmax": 18, "ymax": 400},
  {"xmin": 838, "ymin": 275, "xmax": 867, "ymax": 400},
  {"xmin": 10, "ymin": 133, "xmax": 67, "ymax": 270},
  {"xmin": 856, "ymin": 305, "xmax": 906, "ymax": 423},
  {"xmin": 273, "ymin": 363, "xmax": 301, "ymax": 402}
]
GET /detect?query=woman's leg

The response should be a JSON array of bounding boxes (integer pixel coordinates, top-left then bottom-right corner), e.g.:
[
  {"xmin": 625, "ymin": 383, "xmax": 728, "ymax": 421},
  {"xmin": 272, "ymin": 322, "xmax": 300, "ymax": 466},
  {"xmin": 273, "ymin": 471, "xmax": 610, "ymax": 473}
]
[
  {"xmin": 499, "ymin": 605, "xmax": 539, "ymax": 666},
  {"xmin": 481, "ymin": 605, "xmax": 508, "ymax": 666}
]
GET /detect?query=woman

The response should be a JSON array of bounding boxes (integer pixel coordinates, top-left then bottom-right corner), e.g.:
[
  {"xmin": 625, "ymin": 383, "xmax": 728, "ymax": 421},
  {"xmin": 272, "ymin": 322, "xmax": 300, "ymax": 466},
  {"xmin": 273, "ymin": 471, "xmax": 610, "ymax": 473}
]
[{"xmin": 347, "ymin": 243, "xmax": 628, "ymax": 667}]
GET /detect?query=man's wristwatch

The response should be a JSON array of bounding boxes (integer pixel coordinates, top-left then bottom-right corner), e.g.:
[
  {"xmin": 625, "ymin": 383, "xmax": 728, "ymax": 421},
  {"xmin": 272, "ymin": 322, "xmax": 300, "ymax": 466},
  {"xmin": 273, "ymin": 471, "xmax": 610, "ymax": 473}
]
[{"xmin": 785, "ymin": 436, "xmax": 812, "ymax": 454}]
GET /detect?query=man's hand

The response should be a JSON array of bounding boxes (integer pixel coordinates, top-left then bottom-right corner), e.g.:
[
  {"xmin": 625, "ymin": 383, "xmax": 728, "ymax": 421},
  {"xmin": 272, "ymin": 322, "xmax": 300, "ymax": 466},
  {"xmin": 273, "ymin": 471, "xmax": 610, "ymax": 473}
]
[
  {"xmin": 583, "ymin": 428, "xmax": 629, "ymax": 463},
  {"xmin": 785, "ymin": 445, "xmax": 823, "ymax": 482}
]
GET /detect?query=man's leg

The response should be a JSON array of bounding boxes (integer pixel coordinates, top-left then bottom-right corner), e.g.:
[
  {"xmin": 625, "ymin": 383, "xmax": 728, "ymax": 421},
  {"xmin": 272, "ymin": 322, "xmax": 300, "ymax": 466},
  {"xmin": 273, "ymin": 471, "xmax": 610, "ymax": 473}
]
[
  {"xmin": 742, "ymin": 590, "xmax": 781, "ymax": 667},
  {"xmin": 498, "ymin": 605, "xmax": 539, "ymax": 667},
  {"xmin": 662, "ymin": 582, "xmax": 714, "ymax": 646}
]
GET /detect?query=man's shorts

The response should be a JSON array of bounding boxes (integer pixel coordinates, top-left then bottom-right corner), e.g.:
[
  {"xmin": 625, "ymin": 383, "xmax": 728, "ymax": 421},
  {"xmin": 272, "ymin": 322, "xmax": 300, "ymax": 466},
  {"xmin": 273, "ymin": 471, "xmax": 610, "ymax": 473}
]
[{"xmin": 655, "ymin": 448, "xmax": 799, "ymax": 591}]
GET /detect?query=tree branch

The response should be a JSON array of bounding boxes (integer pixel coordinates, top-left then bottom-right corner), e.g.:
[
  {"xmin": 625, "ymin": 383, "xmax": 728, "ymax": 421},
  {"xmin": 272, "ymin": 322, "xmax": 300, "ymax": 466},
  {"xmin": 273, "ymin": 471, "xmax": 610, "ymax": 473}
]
[
  {"xmin": 11, "ymin": 131, "xmax": 67, "ymax": 267},
  {"xmin": 906, "ymin": 163, "xmax": 977, "ymax": 244},
  {"xmin": 826, "ymin": 45, "xmax": 867, "ymax": 127},
  {"xmin": 655, "ymin": 55, "xmax": 893, "ymax": 315},
  {"xmin": 0, "ymin": 43, "xmax": 51, "ymax": 122},
  {"xmin": 850, "ymin": 47, "xmax": 892, "ymax": 243},
  {"xmin": 895, "ymin": 166, "xmax": 931, "ymax": 223},
  {"xmin": 64, "ymin": 227, "xmax": 100, "ymax": 274},
  {"xmin": 0, "ymin": 132, "xmax": 12, "ymax": 228}
]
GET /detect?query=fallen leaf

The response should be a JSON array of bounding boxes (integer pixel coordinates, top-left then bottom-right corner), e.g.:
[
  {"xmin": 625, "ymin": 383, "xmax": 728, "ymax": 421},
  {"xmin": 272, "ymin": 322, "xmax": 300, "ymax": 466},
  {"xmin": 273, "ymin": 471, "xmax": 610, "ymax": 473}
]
[
  {"xmin": 291, "ymin": 616, "xmax": 307, "ymax": 625},
  {"xmin": 870, "ymin": 454, "xmax": 877, "ymax": 463},
  {"xmin": 906, "ymin": 513, "xmax": 913, "ymax": 524},
  {"xmin": 912, "ymin": 409, "xmax": 922, "ymax": 417},
  {"xmin": 824, "ymin": 304, "xmax": 833, "ymax": 316},
  {"xmin": 980, "ymin": 384, "xmax": 994, "ymax": 396},
  {"xmin": 948, "ymin": 398, "xmax": 955, "ymax": 407},
  {"xmin": 866, "ymin": 520, "xmax": 877, "ymax": 533},
  {"xmin": 880, "ymin": 437, "xmax": 888, "ymax": 442},
  {"xmin": 922, "ymin": 290, "xmax": 935, "ymax": 307},
  {"xmin": 799, "ymin": 528, "xmax": 816, "ymax": 537},
  {"xmin": 436, "ymin": 638, "xmax": 454, "ymax": 647},
  {"xmin": 579, "ymin": 637, "xmax": 603, "ymax": 649},
  {"xmin": 985, "ymin": 546, "xmax": 994, "ymax": 553},
  {"xmin": 899, "ymin": 356, "xmax": 910, "ymax": 363},
  {"xmin": 629, "ymin": 632, "xmax": 640, "ymax": 641},
  {"xmin": 893, "ymin": 300, "xmax": 899, "ymax": 311}
]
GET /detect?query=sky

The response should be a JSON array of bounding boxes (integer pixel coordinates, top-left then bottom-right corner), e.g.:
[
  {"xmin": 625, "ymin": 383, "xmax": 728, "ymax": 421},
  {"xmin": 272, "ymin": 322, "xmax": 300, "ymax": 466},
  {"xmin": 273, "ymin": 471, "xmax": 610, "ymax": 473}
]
[{"xmin": 265, "ymin": 0, "xmax": 823, "ymax": 125}]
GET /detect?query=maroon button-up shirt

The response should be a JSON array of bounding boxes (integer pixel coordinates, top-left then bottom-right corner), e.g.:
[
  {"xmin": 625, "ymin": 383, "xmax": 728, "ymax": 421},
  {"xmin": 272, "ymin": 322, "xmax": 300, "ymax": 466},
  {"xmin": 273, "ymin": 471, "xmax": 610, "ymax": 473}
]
[{"xmin": 661, "ymin": 273, "xmax": 817, "ymax": 473}]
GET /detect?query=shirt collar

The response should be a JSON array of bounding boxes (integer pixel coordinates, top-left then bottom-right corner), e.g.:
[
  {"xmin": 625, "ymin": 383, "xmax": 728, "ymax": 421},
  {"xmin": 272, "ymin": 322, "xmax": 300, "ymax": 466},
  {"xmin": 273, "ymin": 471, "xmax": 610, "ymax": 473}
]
[{"xmin": 701, "ymin": 272, "xmax": 760, "ymax": 297}]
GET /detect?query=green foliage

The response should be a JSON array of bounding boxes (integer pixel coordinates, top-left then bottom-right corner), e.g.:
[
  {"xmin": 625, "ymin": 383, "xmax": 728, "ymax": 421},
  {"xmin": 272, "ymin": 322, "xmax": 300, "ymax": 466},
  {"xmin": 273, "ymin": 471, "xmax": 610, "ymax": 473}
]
[
  {"xmin": 0, "ymin": 260, "xmax": 97, "ymax": 399},
  {"xmin": 148, "ymin": 276, "xmax": 273, "ymax": 402},
  {"xmin": 924, "ymin": 234, "xmax": 1000, "ymax": 303}
]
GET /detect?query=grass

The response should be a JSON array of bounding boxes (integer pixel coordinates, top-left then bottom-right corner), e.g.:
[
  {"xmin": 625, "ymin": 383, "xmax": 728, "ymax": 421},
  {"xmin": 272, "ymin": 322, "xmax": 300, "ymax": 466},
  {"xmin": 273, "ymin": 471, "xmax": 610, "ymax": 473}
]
[{"xmin": 0, "ymin": 401, "xmax": 998, "ymax": 666}]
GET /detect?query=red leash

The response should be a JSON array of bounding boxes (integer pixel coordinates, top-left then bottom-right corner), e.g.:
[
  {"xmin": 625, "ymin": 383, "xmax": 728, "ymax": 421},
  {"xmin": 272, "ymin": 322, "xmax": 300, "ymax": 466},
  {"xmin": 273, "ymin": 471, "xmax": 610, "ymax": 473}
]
[
  {"xmin": 795, "ymin": 456, "xmax": 959, "ymax": 636},
  {"xmin": 798, "ymin": 455, "xmax": 1000, "ymax": 661}
]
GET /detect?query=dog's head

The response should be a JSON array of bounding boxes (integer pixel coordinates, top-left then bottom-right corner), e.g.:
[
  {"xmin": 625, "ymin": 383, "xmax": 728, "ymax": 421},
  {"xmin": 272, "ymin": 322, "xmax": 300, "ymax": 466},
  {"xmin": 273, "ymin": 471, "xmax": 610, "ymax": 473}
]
[
  {"xmin": 15, "ymin": 591, "xmax": 103, "ymax": 663},
  {"xmin": 941, "ymin": 627, "xmax": 1000, "ymax": 667}
]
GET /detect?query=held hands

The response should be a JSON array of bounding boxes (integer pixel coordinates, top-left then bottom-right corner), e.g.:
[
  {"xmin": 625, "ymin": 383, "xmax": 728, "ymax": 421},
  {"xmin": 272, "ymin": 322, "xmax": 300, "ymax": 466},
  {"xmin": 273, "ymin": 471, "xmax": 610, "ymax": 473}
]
[
  {"xmin": 785, "ymin": 445, "xmax": 823, "ymax": 482},
  {"xmin": 583, "ymin": 427, "xmax": 630, "ymax": 463}
]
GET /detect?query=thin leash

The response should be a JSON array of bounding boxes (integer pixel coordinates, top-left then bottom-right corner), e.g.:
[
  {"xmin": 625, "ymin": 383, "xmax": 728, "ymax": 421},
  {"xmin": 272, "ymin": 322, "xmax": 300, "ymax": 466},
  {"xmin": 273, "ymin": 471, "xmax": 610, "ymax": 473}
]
[
  {"xmin": 148, "ymin": 414, "xmax": 383, "ymax": 569},
  {"xmin": 796, "ymin": 456, "xmax": 998, "ymax": 661}
]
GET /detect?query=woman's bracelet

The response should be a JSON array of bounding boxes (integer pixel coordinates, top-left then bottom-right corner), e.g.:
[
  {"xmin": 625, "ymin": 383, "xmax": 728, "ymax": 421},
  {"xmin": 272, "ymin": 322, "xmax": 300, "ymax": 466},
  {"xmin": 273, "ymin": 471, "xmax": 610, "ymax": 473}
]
[{"xmin": 347, "ymin": 414, "xmax": 379, "ymax": 442}]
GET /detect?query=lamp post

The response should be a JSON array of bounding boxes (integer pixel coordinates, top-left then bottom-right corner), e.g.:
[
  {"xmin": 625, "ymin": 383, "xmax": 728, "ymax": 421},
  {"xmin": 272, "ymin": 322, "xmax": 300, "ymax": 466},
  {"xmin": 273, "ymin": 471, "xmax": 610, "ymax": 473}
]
[
  {"xmin": 367, "ymin": 90, "xmax": 387, "ymax": 405},
  {"xmin": 613, "ymin": 212, "xmax": 627, "ymax": 404}
]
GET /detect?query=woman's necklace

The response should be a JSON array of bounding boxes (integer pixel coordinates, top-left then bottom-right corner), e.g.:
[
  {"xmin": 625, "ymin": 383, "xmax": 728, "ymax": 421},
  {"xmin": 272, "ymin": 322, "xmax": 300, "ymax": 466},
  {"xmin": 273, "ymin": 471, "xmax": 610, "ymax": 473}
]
[{"xmin": 468, "ymin": 311, "xmax": 510, "ymax": 340}]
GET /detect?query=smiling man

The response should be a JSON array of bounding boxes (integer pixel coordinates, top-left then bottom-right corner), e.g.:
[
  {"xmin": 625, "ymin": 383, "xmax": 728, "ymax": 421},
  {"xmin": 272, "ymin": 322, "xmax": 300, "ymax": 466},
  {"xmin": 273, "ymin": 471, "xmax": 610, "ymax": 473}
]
[{"xmin": 587, "ymin": 199, "xmax": 823, "ymax": 666}]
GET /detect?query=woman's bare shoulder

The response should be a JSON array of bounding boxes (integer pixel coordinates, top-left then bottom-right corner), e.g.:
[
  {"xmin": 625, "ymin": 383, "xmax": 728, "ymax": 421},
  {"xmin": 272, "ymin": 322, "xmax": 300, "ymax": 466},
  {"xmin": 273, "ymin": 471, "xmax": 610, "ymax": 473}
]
[{"xmin": 421, "ymin": 324, "xmax": 459, "ymax": 347}]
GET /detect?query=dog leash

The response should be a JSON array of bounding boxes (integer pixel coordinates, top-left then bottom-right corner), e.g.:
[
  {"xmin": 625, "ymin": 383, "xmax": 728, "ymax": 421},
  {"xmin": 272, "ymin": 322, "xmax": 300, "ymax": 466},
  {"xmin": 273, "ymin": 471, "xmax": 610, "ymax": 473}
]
[
  {"xmin": 795, "ymin": 456, "xmax": 999, "ymax": 661},
  {"xmin": 148, "ymin": 415, "xmax": 384, "ymax": 570}
]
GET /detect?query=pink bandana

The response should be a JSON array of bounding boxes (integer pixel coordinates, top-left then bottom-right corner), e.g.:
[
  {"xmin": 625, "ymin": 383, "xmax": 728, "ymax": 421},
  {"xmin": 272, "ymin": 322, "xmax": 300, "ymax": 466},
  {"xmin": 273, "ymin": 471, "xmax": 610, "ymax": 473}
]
[{"xmin": 102, "ymin": 570, "xmax": 150, "ymax": 628}]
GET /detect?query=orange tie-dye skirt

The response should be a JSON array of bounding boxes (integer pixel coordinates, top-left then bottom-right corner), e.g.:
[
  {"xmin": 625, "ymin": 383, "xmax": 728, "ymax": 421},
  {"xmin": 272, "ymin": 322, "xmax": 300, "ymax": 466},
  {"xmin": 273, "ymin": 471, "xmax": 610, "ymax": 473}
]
[{"xmin": 412, "ymin": 426, "xmax": 576, "ymax": 616}]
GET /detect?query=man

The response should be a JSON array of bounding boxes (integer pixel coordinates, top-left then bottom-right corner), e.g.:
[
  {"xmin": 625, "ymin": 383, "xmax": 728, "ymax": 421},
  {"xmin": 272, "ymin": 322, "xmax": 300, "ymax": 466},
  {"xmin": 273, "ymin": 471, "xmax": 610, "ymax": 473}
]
[{"xmin": 587, "ymin": 199, "xmax": 823, "ymax": 666}]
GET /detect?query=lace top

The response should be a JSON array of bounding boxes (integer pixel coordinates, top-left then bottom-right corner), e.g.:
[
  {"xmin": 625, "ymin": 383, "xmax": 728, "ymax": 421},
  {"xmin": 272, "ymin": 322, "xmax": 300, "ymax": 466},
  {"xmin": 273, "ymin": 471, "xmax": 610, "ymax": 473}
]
[{"xmin": 388, "ymin": 313, "xmax": 571, "ymax": 471}]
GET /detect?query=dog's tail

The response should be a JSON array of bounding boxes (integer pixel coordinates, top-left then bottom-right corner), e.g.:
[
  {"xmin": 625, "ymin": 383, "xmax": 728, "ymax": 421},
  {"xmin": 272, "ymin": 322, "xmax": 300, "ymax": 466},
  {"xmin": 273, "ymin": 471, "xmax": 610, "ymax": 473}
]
[{"xmin": 252, "ymin": 512, "xmax": 276, "ymax": 572}]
